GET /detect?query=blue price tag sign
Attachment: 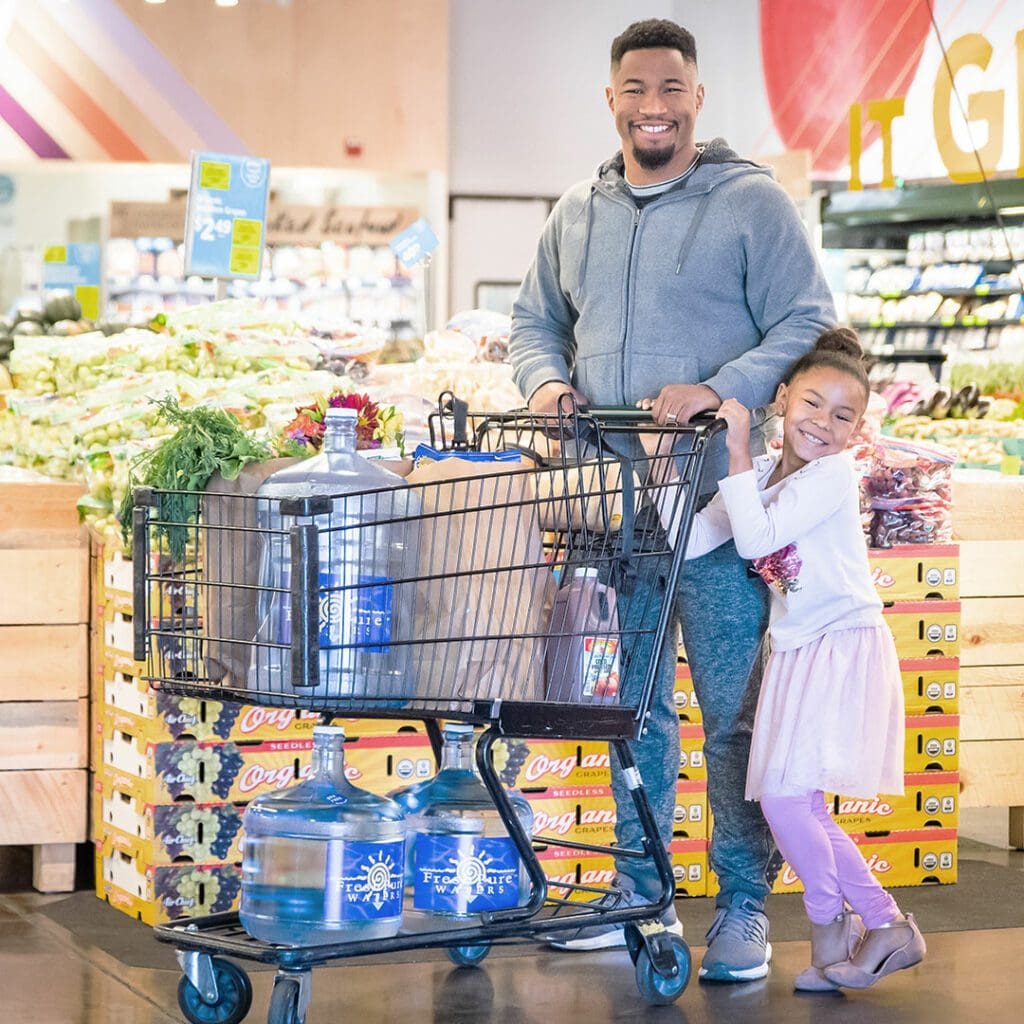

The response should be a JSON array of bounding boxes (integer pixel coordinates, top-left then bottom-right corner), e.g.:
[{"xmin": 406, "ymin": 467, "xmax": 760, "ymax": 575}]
[
  {"xmin": 389, "ymin": 217, "xmax": 438, "ymax": 268},
  {"xmin": 184, "ymin": 151, "xmax": 270, "ymax": 280},
  {"xmin": 42, "ymin": 243, "xmax": 102, "ymax": 319}
]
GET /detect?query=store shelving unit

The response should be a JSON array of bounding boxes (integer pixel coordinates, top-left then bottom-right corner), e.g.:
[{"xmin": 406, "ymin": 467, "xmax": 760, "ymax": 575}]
[{"xmin": 822, "ymin": 181, "xmax": 1024, "ymax": 379}]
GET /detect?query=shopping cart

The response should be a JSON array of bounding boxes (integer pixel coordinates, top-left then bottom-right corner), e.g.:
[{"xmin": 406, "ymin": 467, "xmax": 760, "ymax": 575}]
[{"xmin": 131, "ymin": 395, "xmax": 725, "ymax": 1023}]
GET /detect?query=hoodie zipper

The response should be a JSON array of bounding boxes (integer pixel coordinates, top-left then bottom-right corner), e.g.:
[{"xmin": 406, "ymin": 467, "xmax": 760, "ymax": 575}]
[{"xmin": 621, "ymin": 205, "xmax": 642, "ymax": 405}]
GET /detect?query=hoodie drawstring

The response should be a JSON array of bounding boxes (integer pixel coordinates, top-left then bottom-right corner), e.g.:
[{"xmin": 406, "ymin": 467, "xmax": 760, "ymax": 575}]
[
  {"xmin": 675, "ymin": 191, "xmax": 714, "ymax": 275},
  {"xmin": 574, "ymin": 184, "xmax": 597, "ymax": 304}
]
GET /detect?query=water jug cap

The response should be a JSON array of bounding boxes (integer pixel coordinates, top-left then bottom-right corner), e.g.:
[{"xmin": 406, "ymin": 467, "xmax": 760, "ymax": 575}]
[
  {"xmin": 574, "ymin": 567, "xmax": 600, "ymax": 579},
  {"xmin": 325, "ymin": 407, "xmax": 358, "ymax": 420},
  {"xmin": 443, "ymin": 723, "xmax": 475, "ymax": 737},
  {"xmin": 313, "ymin": 725, "xmax": 346, "ymax": 738}
]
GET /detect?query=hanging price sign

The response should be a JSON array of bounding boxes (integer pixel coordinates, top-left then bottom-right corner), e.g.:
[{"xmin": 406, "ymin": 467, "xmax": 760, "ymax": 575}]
[{"xmin": 184, "ymin": 151, "xmax": 271, "ymax": 280}]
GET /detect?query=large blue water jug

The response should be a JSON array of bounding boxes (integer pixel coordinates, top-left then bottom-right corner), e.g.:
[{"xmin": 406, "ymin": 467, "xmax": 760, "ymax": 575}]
[
  {"xmin": 247, "ymin": 407, "xmax": 419, "ymax": 702},
  {"xmin": 399, "ymin": 723, "xmax": 534, "ymax": 932},
  {"xmin": 240, "ymin": 725, "xmax": 406, "ymax": 944}
]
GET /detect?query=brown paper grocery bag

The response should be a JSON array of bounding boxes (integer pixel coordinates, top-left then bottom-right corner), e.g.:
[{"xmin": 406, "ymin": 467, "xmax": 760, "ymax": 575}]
[{"xmin": 405, "ymin": 458, "xmax": 556, "ymax": 704}]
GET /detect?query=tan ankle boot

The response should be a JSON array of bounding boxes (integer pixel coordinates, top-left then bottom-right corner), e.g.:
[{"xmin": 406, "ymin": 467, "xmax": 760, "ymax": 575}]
[
  {"xmin": 794, "ymin": 910, "xmax": 866, "ymax": 992},
  {"xmin": 823, "ymin": 914, "xmax": 926, "ymax": 989}
]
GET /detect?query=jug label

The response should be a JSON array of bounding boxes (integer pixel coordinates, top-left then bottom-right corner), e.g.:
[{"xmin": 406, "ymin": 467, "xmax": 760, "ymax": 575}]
[
  {"xmin": 275, "ymin": 566, "xmax": 341, "ymax": 646},
  {"xmin": 356, "ymin": 575, "xmax": 393, "ymax": 653},
  {"xmin": 413, "ymin": 835, "xmax": 520, "ymax": 913},
  {"xmin": 331, "ymin": 839, "xmax": 404, "ymax": 920},
  {"xmin": 582, "ymin": 637, "xmax": 620, "ymax": 700}
]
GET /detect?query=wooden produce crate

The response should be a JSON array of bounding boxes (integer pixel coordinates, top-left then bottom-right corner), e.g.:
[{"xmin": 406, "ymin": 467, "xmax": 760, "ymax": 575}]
[
  {"xmin": 953, "ymin": 473, "xmax": 1024, "ymax": 848},
  {"xmin": 0, "ymin": 477, "xmax": 91, "ymax": 891}
]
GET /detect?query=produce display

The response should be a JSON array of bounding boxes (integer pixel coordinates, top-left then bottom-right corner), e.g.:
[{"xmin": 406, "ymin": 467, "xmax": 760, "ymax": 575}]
[{"xmin": 0, "ymin": 300, "xmax": 403, "ymax": 542}]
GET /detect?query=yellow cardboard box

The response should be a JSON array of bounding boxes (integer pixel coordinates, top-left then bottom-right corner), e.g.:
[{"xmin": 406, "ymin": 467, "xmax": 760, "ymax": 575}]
[
  {"xmin": 673, "ymin": 663, "xmax": 702, "ymax": 723},
  {"xmin": 528, "ymin": 780, "xmax": 708, "ymax": 844},
  {"xmin": 94, "ymin": 788, "xmax": 245, "ymax": 865},
  {"xmin": 901, "ymin": 657, "xmax": 959, "ymax": 715},
  {"xmin": 708, "ymin": 828, "xmax": 958, "ymax": 897},
  {"xmin": 831, "ymin": 772, "xmax": 959, "ymax": 833},
  {"xmin": 679, "ymin": 724, "xmax": 706, "ymax": 781},
  {"xmin": 904, "ymin": 714, "xmax": 959, "ymax": 772},
  {"xmin": 883, "ymin": 602, "xmax": 961, "ymax": 659},
  {"xmin": 868, "ymin": 544, "xmax": 959, "ymax": 602},
  {"xmin": 501, "ymin": 739, "xmax": 612, "ymax": 789},
  {"xmin": 95, "ymin": 844, "xmax": 241, "ymax": 926}
]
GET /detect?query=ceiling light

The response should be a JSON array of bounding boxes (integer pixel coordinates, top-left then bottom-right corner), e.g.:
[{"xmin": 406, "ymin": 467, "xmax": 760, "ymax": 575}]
[
  {"xmin": 144, "ymin": 0, "xmax": 167, "ymax": 5},
  {"xmin": 998, "ymin": 206, "xmax": 1024, "ymax": 216},
  {"xmin": 215, "ymin": 0, "xmax": 239, "ymax": 7}
]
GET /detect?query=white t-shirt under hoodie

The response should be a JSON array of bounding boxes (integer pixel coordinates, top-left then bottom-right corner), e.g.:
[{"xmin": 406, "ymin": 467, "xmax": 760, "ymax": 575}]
[{"xmin": 685, "ymin": 452, "xmax": 883, "ymax": 651}]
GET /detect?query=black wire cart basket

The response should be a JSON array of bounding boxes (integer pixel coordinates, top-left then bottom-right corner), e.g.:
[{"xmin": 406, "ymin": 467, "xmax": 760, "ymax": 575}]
[{"xmin": 131, "ymin": 394, "xmax": 725, "ymax": 1023}]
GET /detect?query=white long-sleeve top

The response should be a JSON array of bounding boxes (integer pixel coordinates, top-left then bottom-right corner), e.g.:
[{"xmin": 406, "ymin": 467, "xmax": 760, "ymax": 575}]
[{"xmin": 685, "ymin": 452, "xmax": 883, "ymax": 651}]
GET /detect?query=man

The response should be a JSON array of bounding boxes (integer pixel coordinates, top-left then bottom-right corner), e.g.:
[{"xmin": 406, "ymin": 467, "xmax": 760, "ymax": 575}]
[{"xmin": 509, "ymin": 19, "xmax": 836, "ymax": 982}]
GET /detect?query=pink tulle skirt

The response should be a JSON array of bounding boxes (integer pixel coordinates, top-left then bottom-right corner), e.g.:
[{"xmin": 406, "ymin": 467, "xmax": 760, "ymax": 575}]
[{"xmin": 745, "ymin": 625, "xmax": 905, "ymax": 800}]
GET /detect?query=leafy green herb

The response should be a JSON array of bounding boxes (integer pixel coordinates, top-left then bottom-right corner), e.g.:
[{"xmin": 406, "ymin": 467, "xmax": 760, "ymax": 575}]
[{"xmin": 119, "ymin": 396, "xmax": 270, "ymax": 562}]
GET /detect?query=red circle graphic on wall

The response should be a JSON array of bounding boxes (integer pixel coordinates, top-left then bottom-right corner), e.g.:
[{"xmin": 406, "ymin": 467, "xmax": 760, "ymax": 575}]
[{"xmin": 760, "ymin": 0, "xmax": 932, "ymax": 172}]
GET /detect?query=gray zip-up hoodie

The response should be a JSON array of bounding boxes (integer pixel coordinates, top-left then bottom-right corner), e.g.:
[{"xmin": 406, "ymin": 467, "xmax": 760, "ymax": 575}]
[{"xmin": 509, "ymin": 138, "xmax": 837, "ymax": 492}]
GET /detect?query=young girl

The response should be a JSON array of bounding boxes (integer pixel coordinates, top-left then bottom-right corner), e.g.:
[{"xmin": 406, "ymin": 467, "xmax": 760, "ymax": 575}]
[{"xmin": 683, "ymin": 329, "xmax": 926, "ymax": 992}]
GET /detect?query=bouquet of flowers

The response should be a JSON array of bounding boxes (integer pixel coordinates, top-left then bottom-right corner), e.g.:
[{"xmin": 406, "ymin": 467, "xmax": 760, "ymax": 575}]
[{"xmin": 276, "ymin": 390, "xmax": 404, "ymax": 456}]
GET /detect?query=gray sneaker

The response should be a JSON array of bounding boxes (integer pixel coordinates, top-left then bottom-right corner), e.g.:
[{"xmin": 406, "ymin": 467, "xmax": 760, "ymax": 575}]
[
  {"xmin": 545, "ymin": 884, "xmax": 683, "ymax": 952},
  {"xmin": 699, "ymin": 893, "xmax": 772, "ymax": 982}
]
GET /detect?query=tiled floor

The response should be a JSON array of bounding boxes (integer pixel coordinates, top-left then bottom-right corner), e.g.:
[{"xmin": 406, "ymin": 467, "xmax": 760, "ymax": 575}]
[{"xmin": 4, "ymin": 809, "xmax": 1021, "ymax": 1023}]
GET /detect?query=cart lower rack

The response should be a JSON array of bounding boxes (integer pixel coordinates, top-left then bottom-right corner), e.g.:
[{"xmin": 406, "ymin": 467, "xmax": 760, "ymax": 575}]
[{"xmin": 133, "ymin": 399, "xmax": 724, "ymax": 1021}]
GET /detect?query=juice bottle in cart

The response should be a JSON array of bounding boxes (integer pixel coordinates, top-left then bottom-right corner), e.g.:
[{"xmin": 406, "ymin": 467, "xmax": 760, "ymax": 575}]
[
  {"xmin": 545, "ymin": 567, "xmax": 621, "ymax": 703},
  {"xmin": 401, "ymin": 723, "xmax": 534, "ymax": 932},
  {"xmin": 248, "ymin": 406, "xmax": 420, "ymax": 702},
  {"xmin": 239, "ymin": 725, "xmax": 406, "ymax": 945}
]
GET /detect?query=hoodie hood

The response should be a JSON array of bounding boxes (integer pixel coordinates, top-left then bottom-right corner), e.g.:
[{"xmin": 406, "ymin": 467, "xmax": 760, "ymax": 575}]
[{"xmin": 595, "ymin": 137, "xmax": 770, "ymax": 195}]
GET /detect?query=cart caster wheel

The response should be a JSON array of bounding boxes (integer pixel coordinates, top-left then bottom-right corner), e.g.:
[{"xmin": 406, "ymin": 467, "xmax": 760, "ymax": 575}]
[
  {"xmin": 635, "ymin": 935, "xmax": 691, "ymax": 1006},
  {"xmin": 268, "ymin": 976, "xmax": 303, "ymax": 1024},
  {"xmin": 447, "ymin": 943, "xmax": 491, "ymax": 967},
  {"xmin": 176, "ymin": 957, "xmax": 253, "ymax": 1024}
]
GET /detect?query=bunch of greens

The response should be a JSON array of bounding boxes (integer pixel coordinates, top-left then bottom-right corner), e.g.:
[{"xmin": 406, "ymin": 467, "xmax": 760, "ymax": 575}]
[{"xmin": 119, "ymin": 396, "xmax": 270, "ymax": 562}]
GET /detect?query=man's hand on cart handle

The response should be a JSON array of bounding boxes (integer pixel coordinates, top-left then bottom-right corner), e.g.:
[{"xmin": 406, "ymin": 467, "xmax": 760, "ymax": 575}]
[
  {"xmin": 636, "ymin": 383, "xmax": 722, "ymax": 426},
  {"xmin": 528, "ymin": 380, "xmax": 591, "ymax": 416}
]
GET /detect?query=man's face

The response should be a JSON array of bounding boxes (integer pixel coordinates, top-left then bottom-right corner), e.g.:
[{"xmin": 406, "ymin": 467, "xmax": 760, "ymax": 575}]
[{"xmin": 606, "ymin": 47, "xmax": 704, "ymax": 176}]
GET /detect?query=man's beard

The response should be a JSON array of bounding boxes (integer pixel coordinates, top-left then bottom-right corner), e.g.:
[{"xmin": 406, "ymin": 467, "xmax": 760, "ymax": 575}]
[{"xmin": 632, "ymin": 143, "xmax": 676, "ymax": 171}]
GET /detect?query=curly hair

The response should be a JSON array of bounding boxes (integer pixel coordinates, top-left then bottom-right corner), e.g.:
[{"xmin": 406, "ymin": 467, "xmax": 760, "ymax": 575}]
[{"xmin": 611, "ymin": 19, "xmax": 697, "ymax": 69}]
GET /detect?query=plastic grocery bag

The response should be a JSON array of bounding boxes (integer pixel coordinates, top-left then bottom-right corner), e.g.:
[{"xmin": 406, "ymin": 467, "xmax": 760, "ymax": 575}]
[{"xmin": 405, "ymin": 456, "xmax": 556, "ymax": 704}]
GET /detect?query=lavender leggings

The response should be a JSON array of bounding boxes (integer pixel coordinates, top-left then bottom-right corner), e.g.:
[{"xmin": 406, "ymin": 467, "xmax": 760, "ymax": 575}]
[{"xmin": 760, "ymin": 791, "xmax": 900, "ymax": 929}]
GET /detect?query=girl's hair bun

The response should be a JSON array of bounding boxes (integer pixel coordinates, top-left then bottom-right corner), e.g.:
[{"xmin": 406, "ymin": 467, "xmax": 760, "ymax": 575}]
[{"xmin": 814, "ymin": 327, "xmax": 863, "ymax": 360}]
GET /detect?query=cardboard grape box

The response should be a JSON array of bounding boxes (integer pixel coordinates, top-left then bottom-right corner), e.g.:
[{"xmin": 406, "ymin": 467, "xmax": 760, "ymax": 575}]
[
  {"xmin": 100, "ymin": 671, "xmax": 320, "ymax": 743},
  {"xmin": 678, "ymin": 724, "xmax": 706, "ymax": 781},
  {"xmin": 901, "ymin": 657, "xmax": 959, "ymax": 715},
  {"xmin": 94, "ymin": 787, "xmax": 245, "ymax": 865},
  {"xmin": 527, "ymin": 780, "xmax": 708, "ymax": 845},
  {"xmin": 904, "ymin": 714, "xmax": 960, "ymax": 772},
  {"xmin": 497, "ymin": 738, "xmax": 613, "ymax": 789},
  {"xmin": 868, "ymin": 544, "xmax": 959, "ymax": 602},
  {"xmin": 709, "ymin": 828, "xmax": 958, "ymax": 897},
  {"xmin": 830, "ymin": 772, "xmax": 959, "ymax": 833},
  {"xmin": 538, "ymin": 837, "xmax": 709, "ymax": 901},
  {"xmin": 673, "ymin": 663, "xmax": 702, "ymax": 723},
  {"xmin": 883, "ymin": 601, "xmax": 961, "ymax": 659},
  {"xmin": 98, "ymin": 731, "xmax": 430, "ymax": 805},
  {"xmin": 95, "ymin": 844, "xmax": 241, "ymax": 926}
]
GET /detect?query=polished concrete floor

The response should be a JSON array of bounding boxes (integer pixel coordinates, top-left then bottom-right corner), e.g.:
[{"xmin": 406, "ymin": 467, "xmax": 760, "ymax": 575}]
[{"xmin": 4, "ymin": 809, "xmax": 1022, "ymax": 1024}]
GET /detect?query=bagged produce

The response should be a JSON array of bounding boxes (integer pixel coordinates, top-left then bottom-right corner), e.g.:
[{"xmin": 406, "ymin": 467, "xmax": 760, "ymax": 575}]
[{"xmin": 863, "ymin": 437, "xmax": 955, "ymax": 548}]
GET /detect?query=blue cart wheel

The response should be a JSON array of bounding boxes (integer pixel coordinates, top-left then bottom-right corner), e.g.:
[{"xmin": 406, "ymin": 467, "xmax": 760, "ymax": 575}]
[
  {"xmin": 635, "ymin": 935, "xmax": 691, "ymax": 1006},
  {"xmin": 176, "ymin": 958, "xmax": 253, "ymax": 1024},
  {"xmin": 447, "ymin": 943, "xmax": 491, "ymax": 968},
  {"xmin": 268, "ymin": 976, "xmax": 302, "ymax": 1024}
]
